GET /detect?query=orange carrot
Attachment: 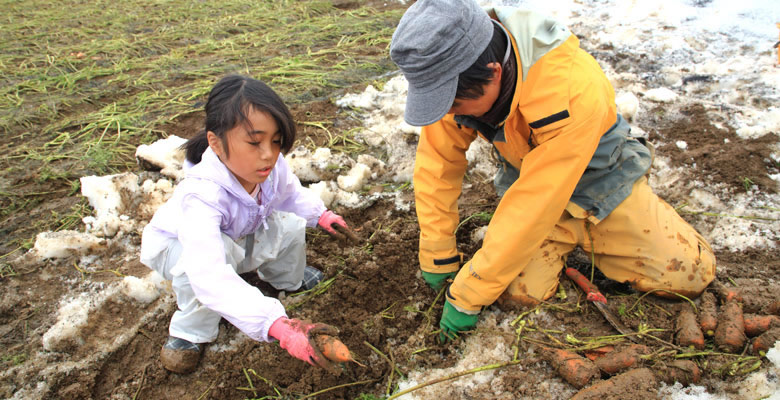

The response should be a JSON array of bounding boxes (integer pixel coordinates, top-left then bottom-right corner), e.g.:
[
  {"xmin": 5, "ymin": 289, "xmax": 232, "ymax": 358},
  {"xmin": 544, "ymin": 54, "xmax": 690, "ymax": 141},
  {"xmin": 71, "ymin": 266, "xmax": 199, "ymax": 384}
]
[
  {"xmin": 584, "ymin": 345, "xmax": 615, "ymax": 361},
  {"xmin": 544, "ymin": 347, "xmax": 600, "ymax": 389},
  {"xmin": 654, "ymin": 360, "xmax": 701, "ymax": 385},
  {"xmin": 743, "ymin": 314, "xmax": 780, "ymax": 337},
  {"xmin": 594, "ymin": 344, "xmax": 649, "ymax": 375},
  {"xmin": 676, "ymin": 306, "xmax": 705, "ymax": 349},
  {"xmin": 571, "ymin": 368, "xmax": 657, "ymax": 400},
  {"xmin": 315, "ymin": 335, "xmax": 353, "ymax": 363},
  {"xmin": 711, "ymin": 281, "xmax": 742, "ymax": 303},
  {"xmin": 714, "ymin": 299, "xmax": 747, "ymax": 353},
  {"xmin": 752, "ymin": 326, "xmax": 780, "ymax": 355},
  {"xmin": 698, "ymin": 291, "xmax": 718, "ymax": 336}
]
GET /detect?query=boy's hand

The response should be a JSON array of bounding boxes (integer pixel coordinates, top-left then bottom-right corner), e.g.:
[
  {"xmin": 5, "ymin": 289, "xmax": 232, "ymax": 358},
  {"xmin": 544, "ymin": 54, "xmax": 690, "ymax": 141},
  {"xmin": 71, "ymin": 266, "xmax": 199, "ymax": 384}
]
[
  {"xmin": 421, "ymin": 270, "xmax": 457, "ymax": 291},
  {"xmin": 318, "ymin": 210, "xmax": 359, "ymax": 242},
  {"xmin": 268, "ymin": 317, "xmax": 341, "ymax": 374},
  {"xmin": 439, "ymin": 300, "xmax": 479, "ymax": 343}
]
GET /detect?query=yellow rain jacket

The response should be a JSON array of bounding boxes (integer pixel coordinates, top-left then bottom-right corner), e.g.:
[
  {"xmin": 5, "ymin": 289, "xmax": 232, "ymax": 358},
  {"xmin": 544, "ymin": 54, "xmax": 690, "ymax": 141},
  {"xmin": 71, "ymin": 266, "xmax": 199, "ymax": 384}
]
[{"xmin": 415, "ymin": 8, "xmax": 654, "ymax": 313}]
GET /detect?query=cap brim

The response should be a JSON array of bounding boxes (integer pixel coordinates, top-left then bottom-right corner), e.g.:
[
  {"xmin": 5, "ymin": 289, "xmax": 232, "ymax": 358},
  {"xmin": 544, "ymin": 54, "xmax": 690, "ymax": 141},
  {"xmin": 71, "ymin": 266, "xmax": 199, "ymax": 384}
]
[{"xmin": 403, "ymin": 78, "xmax": 457, "ymax": 127}]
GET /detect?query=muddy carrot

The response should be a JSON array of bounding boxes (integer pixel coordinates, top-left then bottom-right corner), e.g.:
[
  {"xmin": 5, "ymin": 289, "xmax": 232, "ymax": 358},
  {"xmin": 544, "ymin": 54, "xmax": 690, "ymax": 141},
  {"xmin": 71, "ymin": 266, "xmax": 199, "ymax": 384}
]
[
  {"xmin": 743, "ymin": 314, "xmax": 780, "ymax": 337},
  {"xmin": 315, "ymin": 335, "xmax": 353, "ymax": 363},
  {"xmin": 594, "ymin": 344, "xmax": 649, "ymax": 375},
  {"xmin": 711, "ymin": 281, "xmax": 742, "ymax": 303},
  {"xmin": 752, "ymin": 326, "xmax": 780, "ymax": 355},
  {"xmin": 584, "ymin": 345, "xmax": 615, "ymax": 361},
  {"xmin": 543, "ymin": 347, "xmax": 600, "ymax": 389},
  {"xmin": 698, "ymin": 291, "xmax": 718, "ymax": 336},
  {"xmin": 654, "ymin": 360, "xmax": 701, "ymax": 385},
  {"xmin": 676, "ymin": 306, "xmax": 705, "ymax": 349},
  {"xmin": 571, "ymin": 368, "xmax": 657, "ymax": 400},
  {"xmin": 714, "ymin": 299, "xmax": 747, "ymax": 353}
]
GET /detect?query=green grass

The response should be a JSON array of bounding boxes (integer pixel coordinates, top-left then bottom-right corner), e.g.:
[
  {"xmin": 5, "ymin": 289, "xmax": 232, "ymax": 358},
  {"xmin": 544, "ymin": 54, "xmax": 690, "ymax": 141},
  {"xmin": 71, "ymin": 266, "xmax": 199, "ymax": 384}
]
[{"xmin": 0, "ymin": 0, "xmax": 405, "ymax": 252}]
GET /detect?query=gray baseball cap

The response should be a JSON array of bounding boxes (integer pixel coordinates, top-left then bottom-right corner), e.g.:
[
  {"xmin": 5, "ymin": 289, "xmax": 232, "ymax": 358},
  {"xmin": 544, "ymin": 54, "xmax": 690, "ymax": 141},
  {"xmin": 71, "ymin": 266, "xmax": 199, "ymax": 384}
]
[{"xmin": 390, "ymin": 0, "xmax": 493, "ymax": 126}]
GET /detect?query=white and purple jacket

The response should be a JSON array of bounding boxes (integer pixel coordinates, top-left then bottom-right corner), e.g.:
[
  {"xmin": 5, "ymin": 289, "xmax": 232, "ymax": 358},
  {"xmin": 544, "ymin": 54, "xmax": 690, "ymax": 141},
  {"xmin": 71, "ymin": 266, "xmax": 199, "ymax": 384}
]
[{"xmin": 141, "ymin": 147, "xmax": 326, "ymax": 341}]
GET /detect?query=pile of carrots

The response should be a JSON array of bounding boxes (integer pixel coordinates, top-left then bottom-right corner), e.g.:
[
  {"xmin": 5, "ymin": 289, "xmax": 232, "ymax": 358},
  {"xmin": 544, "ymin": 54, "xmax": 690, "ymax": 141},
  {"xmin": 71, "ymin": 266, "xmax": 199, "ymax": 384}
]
[
  {"xmin": 545, "ymin": 344, "xmax": 701, "ymax": 393},
  {"xmin": 682, "ymin": 283, "xmax": 780, "ymax": 355},
  {"xmin": 545, "ymin": 281, "xmax": 779, "ymax": 394}
]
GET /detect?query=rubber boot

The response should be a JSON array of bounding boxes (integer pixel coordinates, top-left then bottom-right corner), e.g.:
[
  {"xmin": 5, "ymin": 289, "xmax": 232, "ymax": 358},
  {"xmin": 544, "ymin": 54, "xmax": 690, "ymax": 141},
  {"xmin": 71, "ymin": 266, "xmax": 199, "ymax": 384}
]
[{"xmin": 160, "ymin": 336, "xmax": 203, "ymax": 374}]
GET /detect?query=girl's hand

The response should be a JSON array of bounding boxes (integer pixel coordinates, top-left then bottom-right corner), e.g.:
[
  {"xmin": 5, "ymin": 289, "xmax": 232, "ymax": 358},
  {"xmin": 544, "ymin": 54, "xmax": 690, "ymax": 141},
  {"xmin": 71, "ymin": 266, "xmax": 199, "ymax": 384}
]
[
  {"xmin": 317, "ymin": 210, "xmax": 359, "ymax": 242},
  {"xmin": 268, "ymin": 317, "xmax": 341, "ymax": 374}
]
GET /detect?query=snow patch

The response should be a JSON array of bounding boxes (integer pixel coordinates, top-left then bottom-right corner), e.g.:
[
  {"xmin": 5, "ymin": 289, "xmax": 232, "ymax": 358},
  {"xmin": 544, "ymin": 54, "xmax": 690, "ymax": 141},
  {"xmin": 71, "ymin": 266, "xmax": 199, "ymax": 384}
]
[
  {"xmin": 616, "ymin": 91, "xmax": 640, "ymax": 121},
  {"xmin": 337, "ymin": 163, "xmax": 372, "ymax": 192},
  {"xmin": 80, "ymin": 173, "xmax": 139, "ymax": 237},
  {"xmin": 42, "ymin": 287, "xmax": 117, "ymax": 352},
  {"xmin": 32, "ymin": 230, "xmax": 105, "ymax": 260},
  {"xmin": 135, "ymin": 135, "xmax": 187, "ymax": 180},
  {"xmin": 644, "ymin": 87, "xmax": 678, "ymax": 103},
  {"xmin": 120, "ymin": 274, "xmax": 161, "ymax": 305}
]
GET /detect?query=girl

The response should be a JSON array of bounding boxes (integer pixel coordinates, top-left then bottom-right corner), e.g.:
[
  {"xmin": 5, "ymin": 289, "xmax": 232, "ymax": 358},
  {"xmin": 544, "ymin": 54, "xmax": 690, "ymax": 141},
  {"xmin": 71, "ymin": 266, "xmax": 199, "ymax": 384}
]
[{"xmin": 140, "ymin": 75, "xmax": 352, "ymax": 374}]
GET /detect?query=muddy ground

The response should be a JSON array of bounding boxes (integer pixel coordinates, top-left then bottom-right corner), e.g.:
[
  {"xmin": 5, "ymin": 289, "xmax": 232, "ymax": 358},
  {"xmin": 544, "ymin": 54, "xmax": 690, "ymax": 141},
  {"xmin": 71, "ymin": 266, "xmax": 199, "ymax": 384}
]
[
  {"xmin": 2, "ymin": 97, "xmax": 779, "ymax": 400},
  {"xmin": 2, "ymin": 3, "xmax": 780, "ymax": 400}
]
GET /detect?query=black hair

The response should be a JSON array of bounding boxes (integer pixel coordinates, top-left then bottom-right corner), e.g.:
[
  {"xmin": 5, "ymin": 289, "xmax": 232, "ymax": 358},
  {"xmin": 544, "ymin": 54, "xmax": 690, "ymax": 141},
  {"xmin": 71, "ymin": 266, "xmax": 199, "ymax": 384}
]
[
  {"xmin": 455, "ymin": 22, "xmax": 507, "ymax": 100},
  {"xmin": 182, "ymin": 75, "xmax": 296, "ymax": 164}
]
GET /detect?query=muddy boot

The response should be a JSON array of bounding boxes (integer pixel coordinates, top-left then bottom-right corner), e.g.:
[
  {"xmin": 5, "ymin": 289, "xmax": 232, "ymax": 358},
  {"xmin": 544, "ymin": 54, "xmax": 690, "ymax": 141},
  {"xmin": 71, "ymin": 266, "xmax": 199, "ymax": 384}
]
[
  {"xmin": 300, "ymin": 266, "xmax": 324, "ymax": 290},
  {"xmin": 160, "ymin": 336, "xmax": 203, "ymax": 374}
]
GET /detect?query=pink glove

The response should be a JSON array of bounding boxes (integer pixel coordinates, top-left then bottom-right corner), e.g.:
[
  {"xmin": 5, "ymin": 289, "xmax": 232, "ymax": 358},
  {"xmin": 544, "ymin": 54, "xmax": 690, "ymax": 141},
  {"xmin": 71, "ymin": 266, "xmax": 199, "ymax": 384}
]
[
  {"xmin": 317, "ymin": 210, "xmax": 359, "ymax": 242},
  {"xmin": 268, "ymin": 317, "xmax": 340, "ymax": 374}
]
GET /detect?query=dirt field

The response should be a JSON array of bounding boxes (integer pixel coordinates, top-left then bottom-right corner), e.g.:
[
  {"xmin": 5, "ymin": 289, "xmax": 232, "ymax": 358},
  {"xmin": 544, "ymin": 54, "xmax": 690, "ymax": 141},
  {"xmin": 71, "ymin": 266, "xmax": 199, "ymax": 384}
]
[{"xmin": 2, "ymin": 1, "xmax": 779, "ymax": 399}]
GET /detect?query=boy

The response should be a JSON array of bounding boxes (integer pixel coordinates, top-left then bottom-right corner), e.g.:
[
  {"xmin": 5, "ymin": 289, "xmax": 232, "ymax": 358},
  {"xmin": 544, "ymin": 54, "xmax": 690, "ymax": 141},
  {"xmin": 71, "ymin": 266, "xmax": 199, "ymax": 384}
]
[{"xmin": 389, "ymin": 0, "xmax": 716, "ymax": 340}]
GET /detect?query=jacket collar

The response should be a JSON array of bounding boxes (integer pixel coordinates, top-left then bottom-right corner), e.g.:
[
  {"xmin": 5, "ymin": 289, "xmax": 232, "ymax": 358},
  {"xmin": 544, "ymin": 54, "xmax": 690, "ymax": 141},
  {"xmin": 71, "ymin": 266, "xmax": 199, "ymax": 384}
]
[{"xmin": 187, "ymin": 147, "xmax": 261, "ymax": 206}]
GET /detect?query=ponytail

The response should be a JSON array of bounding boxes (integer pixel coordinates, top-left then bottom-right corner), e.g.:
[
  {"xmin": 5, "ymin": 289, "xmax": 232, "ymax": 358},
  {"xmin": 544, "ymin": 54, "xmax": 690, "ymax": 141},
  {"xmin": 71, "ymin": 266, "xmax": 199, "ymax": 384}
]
[{"xmin": 181, "ymin": 129, "xmax": 210, "ymax": 164}]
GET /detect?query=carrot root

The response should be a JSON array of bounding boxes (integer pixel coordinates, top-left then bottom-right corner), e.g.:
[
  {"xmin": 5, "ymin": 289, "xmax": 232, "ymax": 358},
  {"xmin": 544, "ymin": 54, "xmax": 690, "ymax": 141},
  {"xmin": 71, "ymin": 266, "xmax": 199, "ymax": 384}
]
[
  {"xmin": 752, "ymin": 326, "xmax": 780, "ymax": 355},
  {"xmin": 544, "ymin": 347, "xmax": 600, "ymax": 389},
  {"xmin": 676, "ymin": 307, "xmax": 705, "ymax": 349},
  {"xmin": 594, "ymin": 344, "xmax": 649, "ymax": 375},
  {"xmin": 714, "ymin": 299, "xmax": 747, "ymax": 353},
  {"xmin": 315, "ymin": 335, "xmax": 353, "ymax": 363},
  {"xmin": 698, "ymin": 291, "xmax": 718, "ymax": 337},
  {"xmin": 584, "ymin": 345, "xmax": 615, "ymax": 361},
  {"xmin": 711, "ymin": 281, "xmax": 742, "ymax": 303},
  {"xmin": 743, "ymin": 314, "xmax": 780, "ymax": 337}
]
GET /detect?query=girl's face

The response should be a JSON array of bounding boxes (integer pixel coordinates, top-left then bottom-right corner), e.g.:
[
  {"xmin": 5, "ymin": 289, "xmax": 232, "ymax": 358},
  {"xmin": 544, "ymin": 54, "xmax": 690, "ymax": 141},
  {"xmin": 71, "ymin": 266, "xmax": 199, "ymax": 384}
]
[{"xmin": 208, "ymin": 107, "xmax": 282, "ymax": 193}]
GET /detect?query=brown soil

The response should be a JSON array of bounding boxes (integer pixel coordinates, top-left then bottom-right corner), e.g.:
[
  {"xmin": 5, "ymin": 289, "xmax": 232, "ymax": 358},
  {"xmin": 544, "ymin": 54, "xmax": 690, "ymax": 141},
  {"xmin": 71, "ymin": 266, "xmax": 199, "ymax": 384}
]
[{"xmin": 2, "ymin": 101, "xmax": 778, "ymax": 399}]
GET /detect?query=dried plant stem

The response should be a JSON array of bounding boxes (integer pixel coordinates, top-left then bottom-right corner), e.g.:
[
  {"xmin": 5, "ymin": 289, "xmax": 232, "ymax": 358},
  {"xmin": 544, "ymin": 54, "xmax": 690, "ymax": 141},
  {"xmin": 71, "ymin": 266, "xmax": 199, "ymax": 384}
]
[
  {"xmin": 628, "ymin": 289, "xmax": 697, "ymax": 314},
  {"xmin": 387, "ymin": 360, "xmax": 522, "ymax": 400},
  {"xmin": 298, "ymin": 379, "xmax": 375, "ymax": 400}
]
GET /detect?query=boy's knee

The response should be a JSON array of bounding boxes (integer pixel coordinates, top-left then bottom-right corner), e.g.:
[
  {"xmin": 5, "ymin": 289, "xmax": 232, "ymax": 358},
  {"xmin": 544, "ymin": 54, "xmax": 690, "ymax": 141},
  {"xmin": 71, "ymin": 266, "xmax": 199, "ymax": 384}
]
[
  {"xmin": 497, "ymin": 274, "xmax": 558, "ymax": 308},
  {"xmin": 635, "ymin": 245, "xmax": 716, "ymax": 299}
]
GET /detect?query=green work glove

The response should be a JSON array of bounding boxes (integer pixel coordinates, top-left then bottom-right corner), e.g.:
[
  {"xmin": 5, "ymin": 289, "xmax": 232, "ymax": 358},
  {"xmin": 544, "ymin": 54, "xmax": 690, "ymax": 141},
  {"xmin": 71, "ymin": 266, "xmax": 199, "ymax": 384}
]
[
  {"xmin": 421, "ymin": 270, "xmax": 457, "ymax": 291},
  {"xmin": 439, "ymin": 300, "xmax": 479, "ymax": 343}
]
